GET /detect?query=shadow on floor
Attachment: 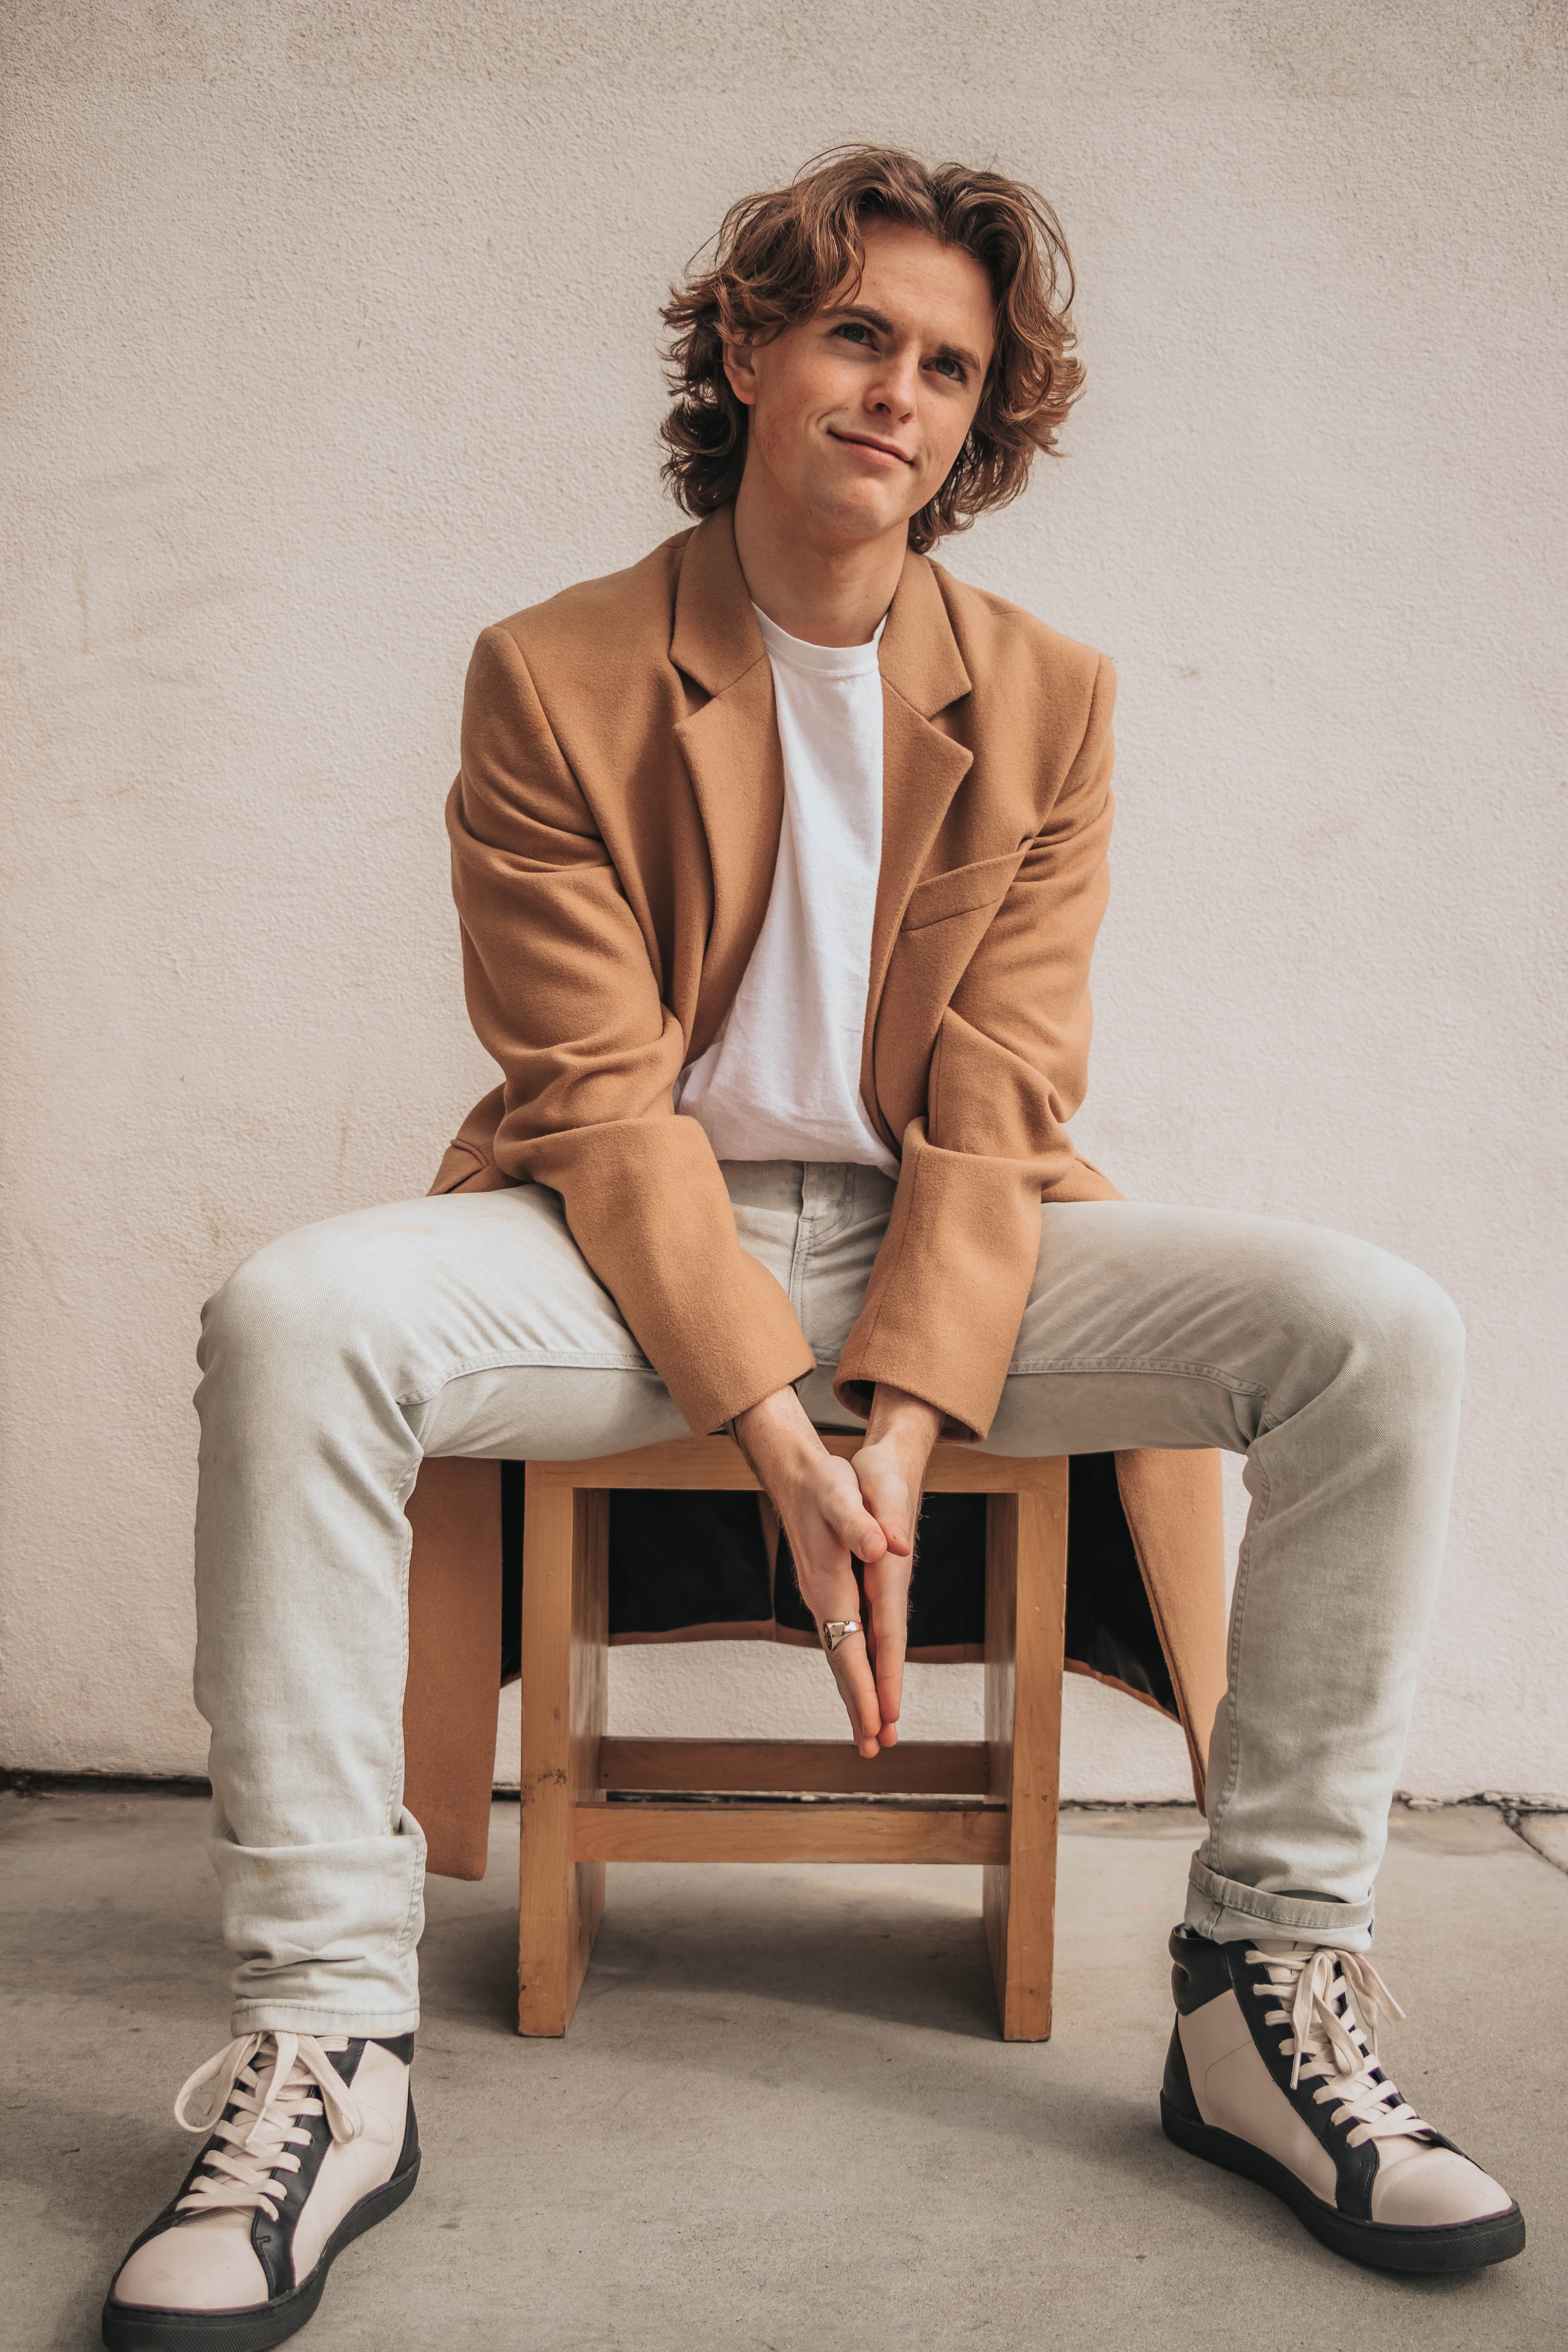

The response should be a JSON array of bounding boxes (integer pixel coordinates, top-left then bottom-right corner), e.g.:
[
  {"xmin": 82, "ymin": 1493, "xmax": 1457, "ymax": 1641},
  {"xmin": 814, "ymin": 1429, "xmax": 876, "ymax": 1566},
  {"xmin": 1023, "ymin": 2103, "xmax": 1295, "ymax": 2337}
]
[{"xmin": 3, "ymin": 1788, "xmax": 1562, "ymax": 2352}]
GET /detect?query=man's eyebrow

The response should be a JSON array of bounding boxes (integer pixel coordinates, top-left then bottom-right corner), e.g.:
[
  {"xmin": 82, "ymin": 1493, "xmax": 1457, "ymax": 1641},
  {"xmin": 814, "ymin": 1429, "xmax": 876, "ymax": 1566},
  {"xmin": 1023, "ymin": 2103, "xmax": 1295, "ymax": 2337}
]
[{"xmin": 822, "ymin": 302, "xmax": 985, "ymax": 376}]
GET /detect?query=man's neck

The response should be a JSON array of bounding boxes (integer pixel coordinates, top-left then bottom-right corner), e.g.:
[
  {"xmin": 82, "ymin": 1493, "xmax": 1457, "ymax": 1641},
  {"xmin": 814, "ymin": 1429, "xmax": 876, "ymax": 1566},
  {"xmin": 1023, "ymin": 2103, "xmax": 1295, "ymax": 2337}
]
[{"xmin": 732, "ymin": 474, "xmax": 906, "ymax": 649}]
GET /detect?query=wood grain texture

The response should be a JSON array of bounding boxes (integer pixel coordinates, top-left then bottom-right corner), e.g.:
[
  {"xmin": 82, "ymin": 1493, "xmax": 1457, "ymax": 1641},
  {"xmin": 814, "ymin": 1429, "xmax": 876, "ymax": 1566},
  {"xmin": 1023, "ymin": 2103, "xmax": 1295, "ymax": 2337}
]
[
  {"xmin": 571, "ymin": 1802, "xmax": 1009, "ymax": 1865},
  {"xmin": 983, "ymin": 1468, "xmax": 1069, "ymax": 2040},
  {"xmin": 983, "ymin": 1491, "xmax": 1019, "ymax": 2024},
  {"xmin": 527, "ymin": 1435, "xmax": 1058, "ymax": 1492},
  {"xmin": 598, "ymin": 1737, "xmax": 990, "ymax": 1795},
  {"xmin": 517, "ymin": 1480, "xmax": 608, "ymax": 2035},
  {"xmin": 401, "ymin": 1457, "xmax": 502, "ymax": 1883}
]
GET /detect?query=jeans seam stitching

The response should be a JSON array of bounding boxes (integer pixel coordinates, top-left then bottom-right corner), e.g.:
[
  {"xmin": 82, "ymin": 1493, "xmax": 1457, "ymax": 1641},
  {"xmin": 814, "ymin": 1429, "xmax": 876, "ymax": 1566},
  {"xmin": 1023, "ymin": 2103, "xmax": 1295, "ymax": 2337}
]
[
  {"xmin": 397, "ymin": 1347, "xmax": 654, "ymax": 1409},
  {"xmin": 1007, "ymin": 1355, "xmax": 1269, "ymax": 1394},
  {"xmin": 387, "ymin": 1465, "xmax": 424, "ymax": 1970},
  {"xmin": 386, "ymin": 1472, "xmax": 416, "ymax": 1840},
  {"xmin": 1211, "ymin": 1433, "xmax": 1273, "ymax": 1865},
  {"xmin": 394, "ymin": 1837, "xmax": 426, "ymax": 1958},
  {"xmin": 787, "ymin": 1204, "xmax": 814, "ymax": 1323}
]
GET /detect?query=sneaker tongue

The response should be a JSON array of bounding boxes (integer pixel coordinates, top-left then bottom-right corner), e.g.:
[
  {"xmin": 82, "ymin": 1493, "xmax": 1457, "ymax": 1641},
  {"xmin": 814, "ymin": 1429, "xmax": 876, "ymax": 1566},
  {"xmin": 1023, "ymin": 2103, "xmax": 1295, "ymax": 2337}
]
[{"xmin": 1252, "ymin": 1937, "xmax": 1311, "ymax": 1980}]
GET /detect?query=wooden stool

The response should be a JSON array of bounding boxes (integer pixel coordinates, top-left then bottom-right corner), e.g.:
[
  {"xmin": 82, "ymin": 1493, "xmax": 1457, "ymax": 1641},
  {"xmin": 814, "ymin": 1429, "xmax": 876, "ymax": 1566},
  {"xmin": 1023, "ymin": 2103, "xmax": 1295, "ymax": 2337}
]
[{"xmin": 518, "ymin": 1436, "xmax": 1068, "ymax": 2041}]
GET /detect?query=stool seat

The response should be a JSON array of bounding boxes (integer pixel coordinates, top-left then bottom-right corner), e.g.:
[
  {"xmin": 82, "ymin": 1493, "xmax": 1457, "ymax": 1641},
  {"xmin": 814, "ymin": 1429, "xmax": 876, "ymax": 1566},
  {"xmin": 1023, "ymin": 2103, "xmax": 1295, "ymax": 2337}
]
[{"xmin": 517, "ymin": 1436, "xmax": 1069, "ymax": 2040}]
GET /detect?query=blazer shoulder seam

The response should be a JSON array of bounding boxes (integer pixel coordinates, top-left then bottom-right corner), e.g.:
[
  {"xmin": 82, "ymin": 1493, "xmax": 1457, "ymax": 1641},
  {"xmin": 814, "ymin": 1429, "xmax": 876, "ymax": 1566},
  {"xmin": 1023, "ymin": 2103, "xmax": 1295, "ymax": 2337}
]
[
  {"xmin": 483, "ymin": 531, "xmax": 691, "ymax": 653},
  {"xmin": 931, "ymin": 562, "xmax": 1107, "ymax": 675}
]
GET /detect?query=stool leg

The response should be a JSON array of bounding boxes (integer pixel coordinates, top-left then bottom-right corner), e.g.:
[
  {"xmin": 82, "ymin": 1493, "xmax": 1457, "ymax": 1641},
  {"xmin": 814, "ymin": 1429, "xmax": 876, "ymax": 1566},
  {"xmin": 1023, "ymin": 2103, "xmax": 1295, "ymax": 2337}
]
[
  {"xmin": 983, "ymin": 1470, "xmax": 1069, "ymax": 2039},
  {"xmin": 518, "ymin": 1480, "xmax": 608, "ymax": 2035}
]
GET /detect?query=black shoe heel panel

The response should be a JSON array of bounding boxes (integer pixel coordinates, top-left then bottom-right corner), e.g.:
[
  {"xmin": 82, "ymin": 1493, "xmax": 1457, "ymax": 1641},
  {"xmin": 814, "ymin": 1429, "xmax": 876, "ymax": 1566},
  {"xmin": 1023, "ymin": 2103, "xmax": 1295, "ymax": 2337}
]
[
  {"xmin": 1161, "ymin": 2020, "xmax": 1202, "ymax": 2124},
  {"xmin": 1168, "ymin": 1923, "xmax": 1232, "ymax": 2014}
]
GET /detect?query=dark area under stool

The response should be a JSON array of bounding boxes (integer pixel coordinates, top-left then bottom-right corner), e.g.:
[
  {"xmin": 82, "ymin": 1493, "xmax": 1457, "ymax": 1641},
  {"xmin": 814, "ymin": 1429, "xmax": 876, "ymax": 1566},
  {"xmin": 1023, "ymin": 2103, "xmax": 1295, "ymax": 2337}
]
[{"xmin": 498, "ymin": 1452, "xmax": 1175, "ymax": 1714}]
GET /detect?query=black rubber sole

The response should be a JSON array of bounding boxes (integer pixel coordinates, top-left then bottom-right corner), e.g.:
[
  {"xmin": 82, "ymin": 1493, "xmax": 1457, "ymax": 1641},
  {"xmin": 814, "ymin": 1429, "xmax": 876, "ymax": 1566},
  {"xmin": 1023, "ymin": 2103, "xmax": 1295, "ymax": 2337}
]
[
  {"xmin": 100, "ymin": 2152, "xmax": 421, "ymax": 2352},
  {"xmin": 1161, "ymin": 2094, "xmax": 1525, "ymax": 2274}
]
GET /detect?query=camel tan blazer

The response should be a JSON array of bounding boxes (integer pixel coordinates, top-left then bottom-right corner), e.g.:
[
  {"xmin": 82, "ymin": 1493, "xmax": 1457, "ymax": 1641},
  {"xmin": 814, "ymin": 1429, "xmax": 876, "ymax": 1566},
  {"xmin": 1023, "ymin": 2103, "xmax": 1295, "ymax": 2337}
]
[
  {"xmin": 406, "ymin": 506, "xmax": 1227, "ymax": 1868},
  {"xmin": 440, "ymin": 504, "xmax": 1134, "ymax": 1441}
]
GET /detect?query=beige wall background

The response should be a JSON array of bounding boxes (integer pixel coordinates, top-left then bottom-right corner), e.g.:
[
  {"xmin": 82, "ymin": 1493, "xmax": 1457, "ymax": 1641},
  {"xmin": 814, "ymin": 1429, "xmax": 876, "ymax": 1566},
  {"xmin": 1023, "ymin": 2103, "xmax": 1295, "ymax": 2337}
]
[{"xmin": 2, "ymin": 1, "xmax": 1565, "ymax": 1804}]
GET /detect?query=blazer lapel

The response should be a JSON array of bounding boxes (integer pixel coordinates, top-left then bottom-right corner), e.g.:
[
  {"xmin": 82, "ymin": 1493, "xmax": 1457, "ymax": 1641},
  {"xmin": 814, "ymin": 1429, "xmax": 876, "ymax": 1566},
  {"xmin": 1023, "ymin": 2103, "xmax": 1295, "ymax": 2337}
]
[
  {"xmin": 670, "ymin": 511, "xmax": 785, "ymax": 1048},
  {"xmin": 864, "ymin": 554, "xmax": 974, "ymax": 1105}
]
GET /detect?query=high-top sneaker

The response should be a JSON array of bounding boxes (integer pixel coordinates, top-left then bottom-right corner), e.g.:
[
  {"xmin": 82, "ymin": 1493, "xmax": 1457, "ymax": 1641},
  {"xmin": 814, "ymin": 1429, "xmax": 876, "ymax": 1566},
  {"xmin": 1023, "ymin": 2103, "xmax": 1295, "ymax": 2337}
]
[
  {"xmin": 101, "ymin": 2029, "xmax": 419, "ymax": 2350},
  {"xmin": 1160, "ymin": 1925, "xmax": 1524, "ymax": 2272}
]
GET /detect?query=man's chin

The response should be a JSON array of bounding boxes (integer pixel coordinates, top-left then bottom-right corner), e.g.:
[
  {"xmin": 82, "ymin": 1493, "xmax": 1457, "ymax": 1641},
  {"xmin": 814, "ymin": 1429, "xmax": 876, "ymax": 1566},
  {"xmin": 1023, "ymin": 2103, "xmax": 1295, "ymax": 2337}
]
[{"xmin": 803, "ymin": 480, "xmax": 918, "ymax": 546}]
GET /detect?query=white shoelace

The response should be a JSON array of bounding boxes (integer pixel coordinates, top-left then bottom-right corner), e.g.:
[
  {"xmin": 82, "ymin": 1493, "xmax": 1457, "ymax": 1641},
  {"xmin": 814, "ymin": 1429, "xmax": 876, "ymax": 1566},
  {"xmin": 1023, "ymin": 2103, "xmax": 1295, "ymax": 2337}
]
[
  {"xmin": 170, "ymin": 2033, "xmax": 377, "ymax": 2222},
  {"xmin": 1247, "ymin": 1943, "xmax": 1434, "ymax": 2149}
]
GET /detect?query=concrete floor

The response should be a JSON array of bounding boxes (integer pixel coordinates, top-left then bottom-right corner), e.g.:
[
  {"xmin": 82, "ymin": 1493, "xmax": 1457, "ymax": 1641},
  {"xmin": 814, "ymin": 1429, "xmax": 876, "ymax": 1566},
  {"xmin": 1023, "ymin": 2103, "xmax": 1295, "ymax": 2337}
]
[{"xmin": 2, "ymin": 1789, "xmax": 1564, "ymax": 2352}]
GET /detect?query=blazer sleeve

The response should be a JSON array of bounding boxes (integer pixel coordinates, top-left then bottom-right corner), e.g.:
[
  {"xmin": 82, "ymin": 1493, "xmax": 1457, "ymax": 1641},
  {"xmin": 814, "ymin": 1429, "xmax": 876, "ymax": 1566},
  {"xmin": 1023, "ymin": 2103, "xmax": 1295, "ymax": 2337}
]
[
  {"xmin": 447, "ymin": 623, "xmax": 816, "ymax": 1434},
  {"xmin": 833, "ymin": 655, "xmax": 1119, "ymax": 1441}
]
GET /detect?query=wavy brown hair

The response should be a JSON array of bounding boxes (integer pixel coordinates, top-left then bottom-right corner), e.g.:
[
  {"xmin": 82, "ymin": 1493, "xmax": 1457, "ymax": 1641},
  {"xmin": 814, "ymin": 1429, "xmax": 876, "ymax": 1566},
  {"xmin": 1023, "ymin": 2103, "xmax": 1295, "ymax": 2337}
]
[{"xmin": 659, "ymin": 145, "xmax": 1084, "ymax": 555}]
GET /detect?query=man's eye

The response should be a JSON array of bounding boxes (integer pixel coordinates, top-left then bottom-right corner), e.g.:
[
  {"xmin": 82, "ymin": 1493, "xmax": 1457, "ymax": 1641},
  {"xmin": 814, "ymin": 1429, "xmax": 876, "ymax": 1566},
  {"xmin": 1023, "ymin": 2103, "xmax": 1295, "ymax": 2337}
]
[
  {"xmin": 834, "ymin": 323, "xmax": 872, "ymax": 345},
  {"xmin": 930, "ymin": 356, "xmax": 965, "ymax": 382}
]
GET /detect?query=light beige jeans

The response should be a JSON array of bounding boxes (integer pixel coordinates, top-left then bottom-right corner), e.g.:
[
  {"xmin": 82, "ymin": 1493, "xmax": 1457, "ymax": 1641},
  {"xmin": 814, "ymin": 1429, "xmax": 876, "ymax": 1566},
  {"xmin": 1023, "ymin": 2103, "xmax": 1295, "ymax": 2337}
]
[{"xmin": 194, "ymin": 1160, "xmax": 1464, "ymax": 2035}]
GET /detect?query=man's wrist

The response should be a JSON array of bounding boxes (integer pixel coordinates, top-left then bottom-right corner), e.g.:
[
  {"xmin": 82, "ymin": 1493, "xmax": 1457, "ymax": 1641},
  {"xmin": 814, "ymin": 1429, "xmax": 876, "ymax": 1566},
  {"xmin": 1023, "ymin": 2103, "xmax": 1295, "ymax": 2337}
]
[
  {"xmin": 732, "ymin": 1384, "xmax": 822, "ymax": 1477},
  {"xmin": 864, "ymin": 1382, "xmax": 942, "ymax": 1455}
]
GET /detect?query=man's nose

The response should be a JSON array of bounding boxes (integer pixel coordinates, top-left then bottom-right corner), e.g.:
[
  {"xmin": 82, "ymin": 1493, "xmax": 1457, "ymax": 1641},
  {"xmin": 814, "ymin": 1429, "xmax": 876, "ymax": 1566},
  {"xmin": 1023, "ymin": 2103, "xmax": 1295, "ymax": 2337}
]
[{"xmin": 867, "ymin": 348, "xmax": 920, "ymax": 417}]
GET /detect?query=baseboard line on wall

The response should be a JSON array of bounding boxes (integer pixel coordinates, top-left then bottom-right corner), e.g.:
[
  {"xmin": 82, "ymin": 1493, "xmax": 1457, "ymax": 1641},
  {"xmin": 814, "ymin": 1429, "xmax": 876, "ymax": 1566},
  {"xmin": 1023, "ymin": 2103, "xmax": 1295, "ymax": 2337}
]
[
  {"xmin": 2, "ymin": 1767, "xmax": 213, "ymax": 1798},
  {"xmin": 5, "ymin": 1764, "xmax": 1565, "ymax": 1830}
]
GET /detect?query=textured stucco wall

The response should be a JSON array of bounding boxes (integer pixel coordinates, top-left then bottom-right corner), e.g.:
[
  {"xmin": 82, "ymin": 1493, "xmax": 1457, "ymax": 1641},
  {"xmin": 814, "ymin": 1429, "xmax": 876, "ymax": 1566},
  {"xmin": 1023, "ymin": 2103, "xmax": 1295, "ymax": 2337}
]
[{"xmin": 2, "ymin": 2, "xmax": 1565, "ymax": 1803}]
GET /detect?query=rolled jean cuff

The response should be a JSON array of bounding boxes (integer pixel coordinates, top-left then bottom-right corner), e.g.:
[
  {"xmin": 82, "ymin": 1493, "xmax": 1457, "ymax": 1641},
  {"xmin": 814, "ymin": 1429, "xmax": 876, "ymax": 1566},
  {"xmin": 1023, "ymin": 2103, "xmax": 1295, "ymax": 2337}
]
[
  {"xmin": 1184, "ymin": 1857, "xmax": 1375, "ymax": 1951},
  {"xmin": 230, "ymin": 2000, "xmax": 421, "ymax": 2040}
]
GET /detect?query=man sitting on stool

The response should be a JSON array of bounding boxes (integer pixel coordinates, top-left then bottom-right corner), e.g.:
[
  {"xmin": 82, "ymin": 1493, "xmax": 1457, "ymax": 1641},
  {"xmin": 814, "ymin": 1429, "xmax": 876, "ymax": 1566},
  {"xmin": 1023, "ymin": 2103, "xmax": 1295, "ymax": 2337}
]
[{"xmin": 100, "ymin": 144, "xmax": 1523, "ymax": 2352}]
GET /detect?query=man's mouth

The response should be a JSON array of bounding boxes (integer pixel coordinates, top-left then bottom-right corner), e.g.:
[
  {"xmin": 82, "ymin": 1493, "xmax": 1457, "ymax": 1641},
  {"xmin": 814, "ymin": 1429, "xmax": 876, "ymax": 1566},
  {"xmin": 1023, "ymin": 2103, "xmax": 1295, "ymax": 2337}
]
[{"xmin": 828, "ymin": 430, "xmax": 915, "ymax": 466}]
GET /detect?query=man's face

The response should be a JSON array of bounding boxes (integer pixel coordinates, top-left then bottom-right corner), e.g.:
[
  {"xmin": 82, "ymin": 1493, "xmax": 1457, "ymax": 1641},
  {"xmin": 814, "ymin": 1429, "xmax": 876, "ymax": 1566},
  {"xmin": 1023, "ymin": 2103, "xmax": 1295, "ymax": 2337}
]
[{"xmin": 724, "ymin": 221, "xmax": 996, "ymax": 544}]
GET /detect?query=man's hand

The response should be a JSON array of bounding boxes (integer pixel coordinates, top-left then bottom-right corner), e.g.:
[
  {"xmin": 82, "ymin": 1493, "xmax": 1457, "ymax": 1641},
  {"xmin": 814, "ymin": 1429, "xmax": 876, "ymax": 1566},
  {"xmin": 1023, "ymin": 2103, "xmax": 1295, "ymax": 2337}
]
[
  {"xmin": 851, "ymin": 1382, "xmax": 942, "ymax": 1737},
  {"xmin": 732, "ymin": 1387, "xmax": 898, "ymax": 1757},
  {"xmin": 732, "ymin": 1382, "xmax": 941, "ymax": 1757}
]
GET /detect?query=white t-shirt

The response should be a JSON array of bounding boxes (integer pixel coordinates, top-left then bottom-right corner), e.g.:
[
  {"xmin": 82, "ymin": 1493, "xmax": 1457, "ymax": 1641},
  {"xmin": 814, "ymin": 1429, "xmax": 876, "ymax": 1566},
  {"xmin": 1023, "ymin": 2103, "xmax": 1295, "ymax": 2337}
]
[{"xmin": 674, "ymin": 604, "xmax": 898, "ymax": 1176}]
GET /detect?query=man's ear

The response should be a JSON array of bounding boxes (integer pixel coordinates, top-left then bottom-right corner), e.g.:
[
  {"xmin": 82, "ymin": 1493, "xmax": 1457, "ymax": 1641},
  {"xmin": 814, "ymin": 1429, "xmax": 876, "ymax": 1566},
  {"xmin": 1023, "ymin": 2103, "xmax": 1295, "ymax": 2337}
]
[{"xmin": 721, "ymin": 339, "xmax": 759, "ymax": 409}]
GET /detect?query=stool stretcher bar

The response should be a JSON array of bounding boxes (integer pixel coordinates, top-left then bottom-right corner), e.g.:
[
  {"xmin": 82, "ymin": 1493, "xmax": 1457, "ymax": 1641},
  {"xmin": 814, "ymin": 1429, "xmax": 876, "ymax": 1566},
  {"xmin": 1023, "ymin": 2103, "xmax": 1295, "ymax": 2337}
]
[{"xmin": 571, "ymin": 1802, "xmax": 1011, "ymax": 1866}]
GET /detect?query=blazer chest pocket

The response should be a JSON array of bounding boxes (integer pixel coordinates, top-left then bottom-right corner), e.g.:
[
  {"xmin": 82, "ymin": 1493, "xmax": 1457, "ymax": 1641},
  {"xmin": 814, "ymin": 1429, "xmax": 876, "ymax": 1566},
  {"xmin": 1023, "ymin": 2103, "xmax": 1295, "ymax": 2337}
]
[{"xmin": 900, "ymin": 849, "xmax": 1023, "ymax": 933}]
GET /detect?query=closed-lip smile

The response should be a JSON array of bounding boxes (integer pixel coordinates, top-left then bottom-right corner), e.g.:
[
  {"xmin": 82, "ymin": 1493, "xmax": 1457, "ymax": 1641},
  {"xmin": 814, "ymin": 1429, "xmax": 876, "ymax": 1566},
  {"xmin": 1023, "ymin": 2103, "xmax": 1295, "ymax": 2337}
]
[{"xmin": 829, "ymin": 429, "xmax": 915, "ymax": 465}]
